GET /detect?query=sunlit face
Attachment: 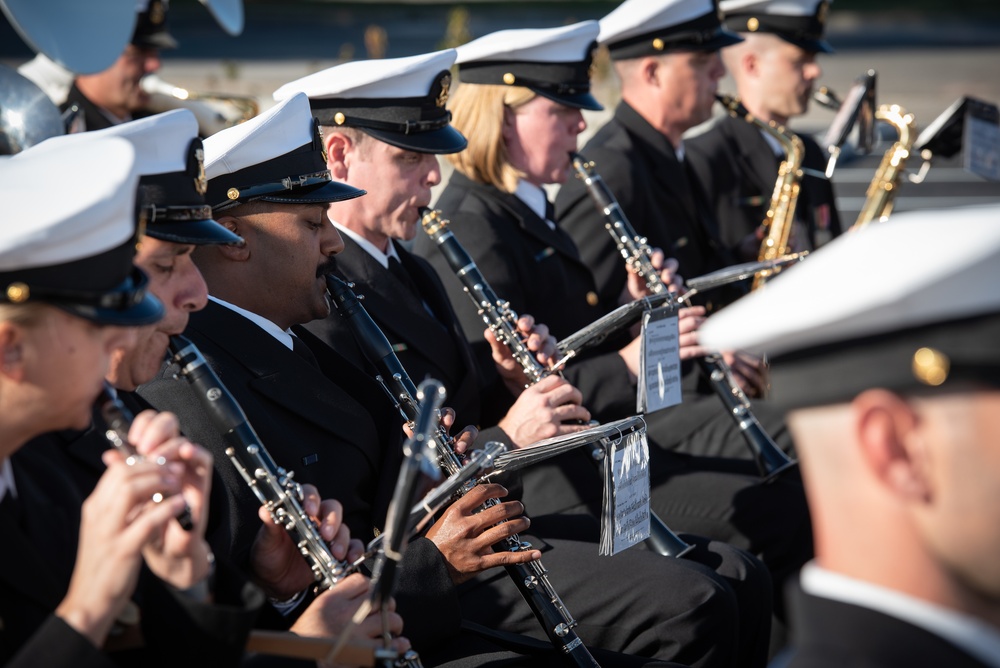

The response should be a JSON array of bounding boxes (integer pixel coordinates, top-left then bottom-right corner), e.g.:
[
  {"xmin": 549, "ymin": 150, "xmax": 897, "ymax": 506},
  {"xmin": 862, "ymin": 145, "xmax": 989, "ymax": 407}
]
[
  {"xmin": 755, "ymin": 40, "xmax": 822, "ymax": 120},
  {"xmin": 108, "ymin": 237, "xmax": 208, "ymax": 391},
  {"xmin": 503, "ymin": 96, "xmax": 587, "ymax": 186},
  {"xmin": 337, "ymin": 140, "xmax": 441, "ymax": 245},
  {"xmin": 656, "ymin": 50, "xmax": 727, "ymax": 132},
  {"xmin": 243, "ymin": 203, "xmax": 344, "ymax": 328},
  {"xmin": 911, "ymin": 389, "xmax": 1000, "ymax": 604},
  {"xmin": 79, "ymin": 45, "xmax": 161, "ymax": 119},
  {"xmin": 23, "ymin": 308, "xmax": 138, "ymax": 431}
]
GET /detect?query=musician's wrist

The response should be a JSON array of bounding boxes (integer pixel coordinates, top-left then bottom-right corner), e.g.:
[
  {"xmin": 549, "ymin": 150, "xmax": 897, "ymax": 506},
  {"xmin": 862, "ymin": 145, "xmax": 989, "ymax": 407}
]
[{"xmin": 172, "ymin": 550, "xmax": 215, "ymax": 603}]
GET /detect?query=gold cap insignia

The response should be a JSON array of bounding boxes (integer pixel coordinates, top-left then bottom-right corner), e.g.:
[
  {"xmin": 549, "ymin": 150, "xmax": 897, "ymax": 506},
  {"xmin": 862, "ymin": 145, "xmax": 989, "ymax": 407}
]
[
  {"xmin": 194, "ymin": 147, "xmax": 207, "ymax": 196},
  {"xmin": 436, "ymin": 73, "xmax": 451, "ymax": 108},
  {"xmin": 586, "ymin": 291, "xmax": 599, "ymax": 307},
  {"xmin": 6, "ymin": 282, "xmax": 29, "ymax": 303},
  {"xmin": 149, "ymin": 0, "xmax": 165, "ymax": 25},
  {"xmin": 912, "ymin": 347, "xmax": 950, "ymax": 386},
  {"xmin": 652, "ymin": 38, "xmax": 665, "ymax": 51},
  {"xmin": 334, "ymin": 112, "xmax": 346, "ymax": 126},
  {"xmin": 817, "ymin": 0, "xmax": 829, "ymax": 25},
  {"xmin": 747, "ymin": 17, "xmax": 760, "ymax": 31},
  {"xmin": 227, "ymin": 187, "xmax": 240, "ymax": 200},
  {"xmin": 503, "ymin": 73, "xmax": 516, "ymax": 85}
]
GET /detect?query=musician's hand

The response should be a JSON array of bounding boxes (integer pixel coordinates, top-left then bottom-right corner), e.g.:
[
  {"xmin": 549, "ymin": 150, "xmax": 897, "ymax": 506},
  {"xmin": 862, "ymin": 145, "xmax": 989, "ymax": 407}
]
[
  {"xmin": 498, "ymin": 375, "xmax": 591, "ymax": 448},
  {"xmin": 622, "ymin": 249, "xmax": 682, "ymax": 303},
  {"xmin": 57, "ymin": 453, "xmax": 185, "ymax": 647},
  {"xmin": 251, "ymin": 487, "xmax": 362, "ymax": 599},
  {"xmin": 438, "ymin": 408, "xmax": 479, "ymax": 458},
  {"xmin": 678, "ymin": 306, "xmax": 708, "ymax": 360},
  {"xmin": 290, "ymin": 573, "xmax": 411, "ymax": 668},
  {"xmin": 723, "ymin": 350, "xmax": 767, "ymax": 398},
  {"xmin": 424, "ymin": 483, "xmax": 540, "ymax": 584},
  {"xmin": 485, "ymin": 314, "xmax": 558, "ymax": 395},
  {"xmin": 129, "ymin": 410, "xmax": 215, "ymax": 594}
]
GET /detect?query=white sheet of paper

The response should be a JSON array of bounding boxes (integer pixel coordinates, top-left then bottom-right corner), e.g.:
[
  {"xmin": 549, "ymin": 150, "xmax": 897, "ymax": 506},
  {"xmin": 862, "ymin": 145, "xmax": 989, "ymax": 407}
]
[
  {"xmin": 637, "ymin": 307, "xmax": 682, "ymax": 413},
  {"xmin": 607, "ymin": 429, "xmax": 651, "ymax": 555},
  {"xmin": 965, "ymin": 114, "xmax": 1000, "ymax": 182}
]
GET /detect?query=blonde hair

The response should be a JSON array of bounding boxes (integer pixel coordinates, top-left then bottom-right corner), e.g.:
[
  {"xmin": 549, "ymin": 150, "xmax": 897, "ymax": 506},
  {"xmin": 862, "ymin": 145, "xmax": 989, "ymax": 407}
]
[{"xmin": 448, "ymin": 83, "xmax": 536, "ymax": 193}]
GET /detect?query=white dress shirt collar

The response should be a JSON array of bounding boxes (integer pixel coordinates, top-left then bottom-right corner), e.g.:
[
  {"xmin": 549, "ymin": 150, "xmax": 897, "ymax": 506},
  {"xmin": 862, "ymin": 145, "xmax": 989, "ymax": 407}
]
[
  {"xmin": 0, "ymin": 458, "xmax": 16, "ymax": 503},
  {"xmin": 208, "ymin": 295, "xmax": 296, "ymax": 351},
  {"xmin": 333, "ymin": 222, "xmax": 401, "ymax": 269},
  {"xmin": 513, "ymin": 180, "xmax": 554, "ymax": 229},
  {"xmin": 801, "ymin": 562, "xmax": 1000, "ymax": 667}
]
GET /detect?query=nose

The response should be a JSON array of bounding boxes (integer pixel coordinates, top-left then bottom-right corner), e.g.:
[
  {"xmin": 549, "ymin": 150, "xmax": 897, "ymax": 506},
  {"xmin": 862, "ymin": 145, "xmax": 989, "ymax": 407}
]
[
  {"xmin": 804, "ymin": 60, "xmax": 822, "ymax": 81},
  {"xmin": 572, "ymin": 109, "xmax": 586, "ymax": 135},
  {"xmin": 176, "ymin": 256, "xmax": 209, "ymax": 313},
  {"xmin": 423, "ymin": 154, "xmax": 442, "ymax": 188},
  {"xmin": 709, "ymin": 52, "xmax": 726, "ymax": 80},
  {"xmin": 145, "ymin": 52, "xmax": 161, "ymax": 74},
  {"xmin": 321, "ymin": 210, "xmax": 345, "ymax": 256}
]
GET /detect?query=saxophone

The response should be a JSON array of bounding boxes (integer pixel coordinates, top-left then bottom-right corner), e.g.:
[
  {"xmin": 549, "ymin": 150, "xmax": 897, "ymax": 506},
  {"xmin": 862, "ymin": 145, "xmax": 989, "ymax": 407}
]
[
  {"xmin": 852, "ymin": 104, "xmax": 917, "ymax": 230},
  {"xmin": 716, "ymin": 94, "xmax": 805, "ymax": 290}
]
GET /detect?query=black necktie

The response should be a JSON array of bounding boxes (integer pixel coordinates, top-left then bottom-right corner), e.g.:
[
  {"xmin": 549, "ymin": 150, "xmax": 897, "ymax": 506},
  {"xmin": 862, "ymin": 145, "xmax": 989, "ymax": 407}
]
[
  {"xmin": 545, "ymin": 197, "xmax": 556, "ymax": 223},
  {"xmin": 291, "ymin": 335, "xmax": 319, "ymax": 369},
  {"xmin": 388, "ymin": 256, "xmax": 424, "ymax": 300}
]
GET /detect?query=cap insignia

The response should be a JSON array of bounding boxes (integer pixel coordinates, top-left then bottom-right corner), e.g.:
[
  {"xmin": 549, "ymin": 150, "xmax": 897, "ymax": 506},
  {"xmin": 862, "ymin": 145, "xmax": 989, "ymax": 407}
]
[
  {"xmin": 503, "ymin": 73, "xmax": 516, "ymax": 85},
  {"xmin": 817, "ymin": 1, "xmax": 829, "ymax": 25},
  {"xmin": 747, "ymin": 17, "xmax": 760, "ymax": 32},
  {"xmin": 334, "ymin": 112, "xmax": 346, "ymax": 126},
  {"xmin": 436, "ymin": 73, "xmax": 451, "ymax": 108},
  {"xmin": 194, "ymin": 147, "xmax": 207, "ymax": 196},
  {"xmin": 912, "ymin": 347, "xmax": 950, "ymax": 386},
  {"xmin": 5, "ymin": 283, "xmax": 29, "ymax": 303},
  {"xmin": 652, "ymin": 38, "xmax": 665, "ymax": 51},
  {"xmin": 227, "ymin": 187, "xmax": 240, "ymax": 200},
  {"xmin": 150, "ymin": 0, "xmax": 165, "ymax": 25}
]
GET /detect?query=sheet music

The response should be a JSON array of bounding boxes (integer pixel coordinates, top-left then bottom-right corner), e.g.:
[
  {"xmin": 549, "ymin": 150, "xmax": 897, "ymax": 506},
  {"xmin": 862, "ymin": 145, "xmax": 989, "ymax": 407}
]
[
  {"xmin": 637, "ymin": 306, "xmax": 682, "ymax": 413},
  {"xmin": 599, "ymin": 427, "xmax": 652, "ymax": 556}
]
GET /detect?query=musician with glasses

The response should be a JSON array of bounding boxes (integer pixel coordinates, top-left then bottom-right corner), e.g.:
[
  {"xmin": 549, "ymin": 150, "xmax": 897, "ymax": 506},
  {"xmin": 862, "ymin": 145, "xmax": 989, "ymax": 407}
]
[
  {"xmin": 278, "ymin": 47, "xmax": 773, "ymax": 668},
  {"xmin": 0, "ymin": 136, "xmax": 261, "ymax": 667},
  {"xmin": 700, "ymin": 204, "xmax": 1000, "ymax": 667},
  {"xmin": 687, "ymin": 0, "xmax": 842, "ymax": 261}
]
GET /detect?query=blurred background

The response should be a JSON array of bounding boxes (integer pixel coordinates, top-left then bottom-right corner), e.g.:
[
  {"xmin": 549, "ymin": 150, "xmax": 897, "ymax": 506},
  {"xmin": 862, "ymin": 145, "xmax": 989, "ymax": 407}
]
[{"xmin": 3, "ymin": 0, "xmax": 1000, "ymax": 219}]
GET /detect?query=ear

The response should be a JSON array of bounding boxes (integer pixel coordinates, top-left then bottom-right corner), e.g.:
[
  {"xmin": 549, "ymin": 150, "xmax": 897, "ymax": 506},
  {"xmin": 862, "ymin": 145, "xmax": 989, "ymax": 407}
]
[
  {"xmin": 501, "ymin": 104, "xmax": 517, "ymax": 143},
  {"xmin": 212, "ymin": 215, "xmax": 251, "ymax": 262},
  {"xmin": 742, "ymin": 50, "xmax": 760, "ymax": 78},
  {"xmin": 325, "ymin": 132, "xmax": 351, "ymax": 181},
  {"xmin": 640, "ymin": 56, "xmax": 662, "ymax": 86},
  {"xmin": 853, "ymin": 389, "xmax": 932, "ymax": 503},
  {"xmin": 0, "ymin": 322, "xmax": 26, "ymax": 382}
]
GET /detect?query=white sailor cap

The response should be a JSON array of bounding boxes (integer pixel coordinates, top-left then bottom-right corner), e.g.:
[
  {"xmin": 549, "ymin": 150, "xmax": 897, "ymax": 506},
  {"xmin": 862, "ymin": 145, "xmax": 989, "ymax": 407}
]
[
  {"xmin": 455, "ymin": 21, "xmax": 603, "ymax": 111},
  {"xmin": 599, "ymin": 0, "xmax": 742, "ymax": 60},
  {"xmin": 204, "ymin": 92, "xmax": 365, "ymax": 211},
  {"xmin": 3, "ymin": 137, "xmax": 164, "ymax": 326},
  {"xmin": 274, "ymin": 50, "xmax": 466, "ymax": 155},
  {"xmin": 720, "ymin": 0, "xmax": 833, "ymax": 53},
  {"xmin": 699, "ymin": 204, "xmax": 1000, "ymax": 408},
  {"xmin": 31, "ymin": 109, "xmax": 241, "ymax": 245}
]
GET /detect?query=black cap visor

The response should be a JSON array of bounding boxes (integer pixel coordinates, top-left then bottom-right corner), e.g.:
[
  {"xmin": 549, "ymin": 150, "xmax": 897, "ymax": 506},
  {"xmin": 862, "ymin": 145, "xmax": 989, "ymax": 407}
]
[
  {"xmin": 146, "ymin": 215, "xmax": 243, "ymax": 245},
  {"xmin": 56, "ymin": 267, "xmax": 165, "ymax": 327},
  {"xmin": 361, "ymin": 124, "xmax": 468, "ymax": 155}
]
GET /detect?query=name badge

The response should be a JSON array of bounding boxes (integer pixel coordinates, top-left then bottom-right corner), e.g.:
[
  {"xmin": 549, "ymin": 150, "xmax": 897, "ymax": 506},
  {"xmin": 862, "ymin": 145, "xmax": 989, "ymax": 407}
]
[{"xmin": 636, "ymin": 305, "xmax": 683, "ymax": 414}]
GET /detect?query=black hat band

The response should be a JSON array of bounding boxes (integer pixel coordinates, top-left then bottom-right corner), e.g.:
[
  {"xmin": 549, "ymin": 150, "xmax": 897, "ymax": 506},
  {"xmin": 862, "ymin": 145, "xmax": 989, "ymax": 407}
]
[
  {"xmin": 314, "ymin": 109, "xmax": 452, "ymax": 136},
  {"xmin": 207, "ymin": 135, "xmax": 331, "ymax": 209},
  {"xmin": 2, "ymin": 266, "xmax": 151, "ymax": 311},
  {"xmin": 459, "ymin": 55, "xmax": 593, "ymax": 93},
  {"xmin": 144, "ymin": 203, "xmax": 214, "ymax": 223},
  {"xmin": 606, "ymin": 10, "xmax": 738, "ymax": 59},
  {"xmin": 723, "ymin": 12, "xmax": 825, "ymax": 43}
]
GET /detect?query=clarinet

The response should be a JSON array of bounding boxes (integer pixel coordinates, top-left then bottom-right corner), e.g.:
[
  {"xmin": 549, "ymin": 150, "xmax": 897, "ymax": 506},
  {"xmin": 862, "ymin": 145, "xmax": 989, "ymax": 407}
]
[
  {"xmin": 570, "ymin": 153, "xmax": 796, "ymax": 480},
  {"xmin": 166, "ymin": 335, "xmax": 423, "ymax": 668},
  {"xmin": 97, "ymin": 382, "xmax": 195, "ymax": 530},
  {"xmin": 327, "ymin": 275, "xmax": 601, "ymax": 668},
  {"xmin": 419, "ymin": 207, "xmax": 694, "ymax": 559}
]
